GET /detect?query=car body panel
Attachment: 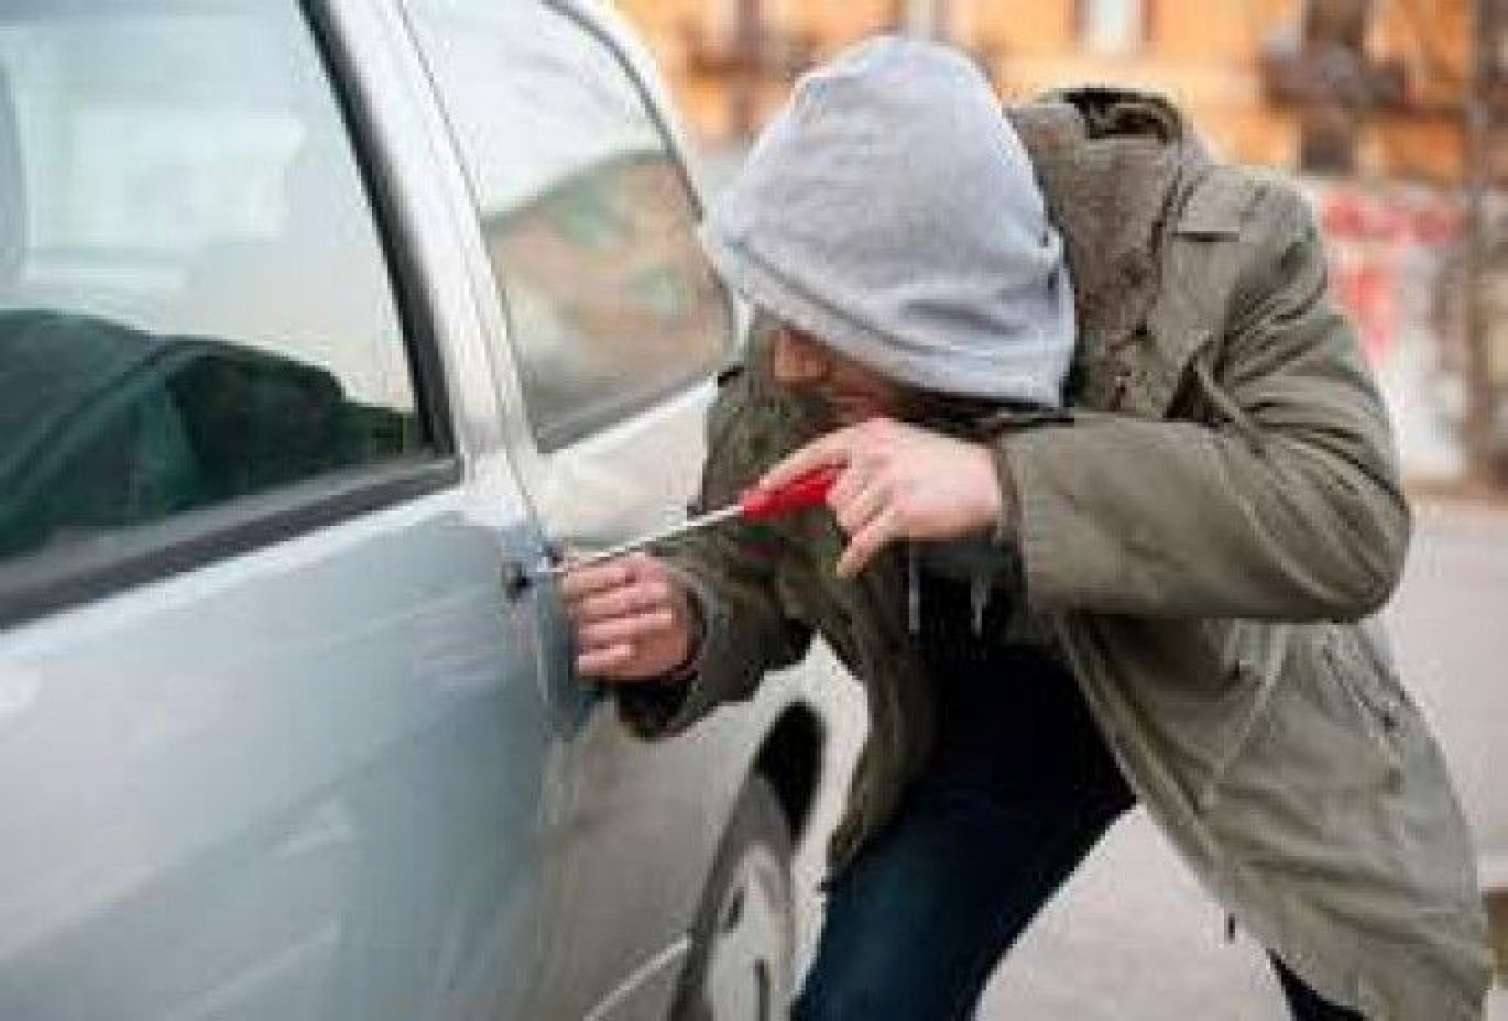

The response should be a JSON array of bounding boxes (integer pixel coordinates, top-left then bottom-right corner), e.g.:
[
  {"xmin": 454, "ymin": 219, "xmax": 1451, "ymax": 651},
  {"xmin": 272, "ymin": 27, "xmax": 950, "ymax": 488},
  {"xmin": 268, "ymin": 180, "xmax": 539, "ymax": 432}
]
[
  {"xmin": 0, "ymin": 488, "xmax": 554, "ymax": 1018},
  {"xmin": 0, "ymin": 1, "xmax": 834, "ymax": 1018}
]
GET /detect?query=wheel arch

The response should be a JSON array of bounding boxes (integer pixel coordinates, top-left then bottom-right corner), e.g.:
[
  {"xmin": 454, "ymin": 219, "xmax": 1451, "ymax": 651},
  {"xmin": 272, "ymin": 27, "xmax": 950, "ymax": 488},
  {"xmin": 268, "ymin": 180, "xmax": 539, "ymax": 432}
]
[{"xmin": 751, "ymin": 702, "xmax": 825, "ymax": 844}]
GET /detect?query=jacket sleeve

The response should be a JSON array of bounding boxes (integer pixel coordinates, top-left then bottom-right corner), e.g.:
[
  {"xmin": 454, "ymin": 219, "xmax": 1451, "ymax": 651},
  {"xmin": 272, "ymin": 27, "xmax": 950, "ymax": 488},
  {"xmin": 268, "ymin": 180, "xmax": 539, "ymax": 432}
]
[
  {"xmin": 616, "ymin": 368, "xmax": 814, "ymax": 739},
  {"xmin": 998, "ymin": 183, "xmax": 1411, "ymax": 621}
]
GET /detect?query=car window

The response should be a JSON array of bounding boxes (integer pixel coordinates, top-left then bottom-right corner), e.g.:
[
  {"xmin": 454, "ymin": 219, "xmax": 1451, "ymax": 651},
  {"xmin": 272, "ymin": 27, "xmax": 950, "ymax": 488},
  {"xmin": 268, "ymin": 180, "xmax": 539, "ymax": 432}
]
[
  {"xmin": 0, "ymin": 1, "xmax": 428, "ymax": 565},
  {"xmin": 402, "ymin": 0, "xmax": 734, "ymax": 453}
]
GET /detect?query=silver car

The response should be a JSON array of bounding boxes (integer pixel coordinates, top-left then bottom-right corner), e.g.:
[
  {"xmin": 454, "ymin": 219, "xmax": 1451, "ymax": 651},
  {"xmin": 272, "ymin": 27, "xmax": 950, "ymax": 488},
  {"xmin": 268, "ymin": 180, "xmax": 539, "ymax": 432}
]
[{"xmin": 0, "ymin": 1, "xmax": 840, "ymax": 1017}]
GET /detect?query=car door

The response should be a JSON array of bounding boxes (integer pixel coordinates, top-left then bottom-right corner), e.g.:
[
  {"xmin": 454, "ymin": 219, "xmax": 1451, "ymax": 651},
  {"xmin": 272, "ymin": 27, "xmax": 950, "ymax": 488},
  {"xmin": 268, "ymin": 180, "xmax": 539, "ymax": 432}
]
[
  {"xmin": 394, "ymin": 2, "xmax": 793, "ymax": 1017},
  {"xmin": 0, "ymin": 2, "xmax": 558, "ymax": 1018}
]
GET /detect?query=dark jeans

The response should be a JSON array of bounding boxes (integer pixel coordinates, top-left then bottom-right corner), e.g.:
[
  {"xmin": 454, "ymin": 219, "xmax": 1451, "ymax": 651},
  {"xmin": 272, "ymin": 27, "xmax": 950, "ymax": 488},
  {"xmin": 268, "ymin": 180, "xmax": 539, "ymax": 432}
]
[{"xmin": 793, "ymin": 579, "xmax": 1363, "ymax": 1020}]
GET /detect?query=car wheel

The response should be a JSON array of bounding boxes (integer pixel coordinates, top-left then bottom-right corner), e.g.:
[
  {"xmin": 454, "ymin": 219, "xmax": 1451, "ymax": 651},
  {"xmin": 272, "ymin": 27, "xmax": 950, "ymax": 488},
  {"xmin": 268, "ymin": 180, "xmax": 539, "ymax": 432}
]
[{"xmin": 671, "ymin": 774, "xmax": 795, "ymax": 1021}]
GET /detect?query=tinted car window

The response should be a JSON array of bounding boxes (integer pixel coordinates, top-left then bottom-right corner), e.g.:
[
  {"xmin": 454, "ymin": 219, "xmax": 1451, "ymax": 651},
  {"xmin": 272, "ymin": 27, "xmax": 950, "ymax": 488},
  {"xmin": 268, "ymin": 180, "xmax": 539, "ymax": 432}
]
[
  {"xmin": 0, "ymin": 1, "xmax": 426, "ymax": 564},
  {"xmin": 403, "ymin": 0, "xmax": 733, "ymax": 452}
]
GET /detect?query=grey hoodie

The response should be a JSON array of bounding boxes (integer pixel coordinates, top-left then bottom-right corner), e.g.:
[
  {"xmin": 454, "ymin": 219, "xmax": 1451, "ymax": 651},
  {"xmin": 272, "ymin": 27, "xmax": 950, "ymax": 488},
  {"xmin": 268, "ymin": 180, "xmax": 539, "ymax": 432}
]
[{"xmin": 699, "ymin": 35, "xmax": 1075, "ymax": 407}]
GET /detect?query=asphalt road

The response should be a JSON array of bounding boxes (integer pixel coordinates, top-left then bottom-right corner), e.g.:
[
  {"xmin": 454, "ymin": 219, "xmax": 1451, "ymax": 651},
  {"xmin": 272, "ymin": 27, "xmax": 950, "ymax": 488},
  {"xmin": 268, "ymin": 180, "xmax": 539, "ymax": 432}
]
[{"xmin": 789, "ymin": 497, "xmax": 1508, "ymax": 1019}]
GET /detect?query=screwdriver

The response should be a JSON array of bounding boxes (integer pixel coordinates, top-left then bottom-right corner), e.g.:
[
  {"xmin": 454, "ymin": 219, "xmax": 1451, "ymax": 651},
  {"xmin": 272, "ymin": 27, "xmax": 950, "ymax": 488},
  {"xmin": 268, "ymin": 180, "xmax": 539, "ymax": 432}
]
[{"xmin": 539, "ymin": 466, "xmax": 839, "ymax": 577}]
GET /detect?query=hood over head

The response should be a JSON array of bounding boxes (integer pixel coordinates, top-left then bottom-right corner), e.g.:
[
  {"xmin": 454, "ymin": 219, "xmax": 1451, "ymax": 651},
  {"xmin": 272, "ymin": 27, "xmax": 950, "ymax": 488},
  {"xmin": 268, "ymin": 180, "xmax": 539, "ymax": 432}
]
[{"xmin": 700, "ymin": 35, "xmax": 1074, "ymax": 407}]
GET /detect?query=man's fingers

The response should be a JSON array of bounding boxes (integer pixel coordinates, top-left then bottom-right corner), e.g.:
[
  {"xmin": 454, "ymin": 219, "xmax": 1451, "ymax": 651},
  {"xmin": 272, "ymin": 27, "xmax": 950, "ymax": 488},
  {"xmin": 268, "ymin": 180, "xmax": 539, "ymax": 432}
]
[
  {"xmin": 835, "ymin": 508, "xmax": 901, "ymax": 579},
  {"xmin": 561, "ymin": 551, "xmax": 665, "ymax": 597},
  {"xmin": 758, "ymin": 429, "xmax": 855, "ymax": 490},
  {"xmin": 578, "ymin": 609, "xmax": 677, "ymax": 650},
  {"xmin": 832, "ymin": 479, "xmax": 887, "ymax": 536},
  {"xmin": 825, "ymin": 463, "xmax": 869, "ymax": 509},
  {"xmin": 560, "ymin": 559, "xmax": 632, "ymax": 602},
  {"xmin": 570, "ymin": 579, "xmax": 672, "ymax": 624},
  {"xmin": 577, "ymin": 643, "xmax": 634, "ymax": 676}
]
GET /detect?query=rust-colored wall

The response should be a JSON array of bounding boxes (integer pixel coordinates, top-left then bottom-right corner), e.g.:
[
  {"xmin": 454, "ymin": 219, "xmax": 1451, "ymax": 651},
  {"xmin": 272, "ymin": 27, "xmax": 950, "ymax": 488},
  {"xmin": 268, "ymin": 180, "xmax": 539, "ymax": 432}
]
[{"xmin": 617, "ymin": 0, "xmax": 1472, "ymax": 183}]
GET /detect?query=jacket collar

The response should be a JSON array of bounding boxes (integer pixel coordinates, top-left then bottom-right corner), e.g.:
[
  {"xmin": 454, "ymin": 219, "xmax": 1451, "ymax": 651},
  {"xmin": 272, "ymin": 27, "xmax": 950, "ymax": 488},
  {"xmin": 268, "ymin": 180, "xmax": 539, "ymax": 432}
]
[{"xmin": 1006, "ymin": 89, "xmax": 1208, "ymax": 399}]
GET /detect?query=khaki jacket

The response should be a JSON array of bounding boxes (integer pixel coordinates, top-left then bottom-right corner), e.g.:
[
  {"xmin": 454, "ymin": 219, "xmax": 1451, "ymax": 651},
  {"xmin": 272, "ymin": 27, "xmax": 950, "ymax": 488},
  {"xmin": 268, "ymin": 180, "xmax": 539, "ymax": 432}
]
[{"xmin": 623, "ymin": 89, "xmax": 1493, "ymax": 1018}]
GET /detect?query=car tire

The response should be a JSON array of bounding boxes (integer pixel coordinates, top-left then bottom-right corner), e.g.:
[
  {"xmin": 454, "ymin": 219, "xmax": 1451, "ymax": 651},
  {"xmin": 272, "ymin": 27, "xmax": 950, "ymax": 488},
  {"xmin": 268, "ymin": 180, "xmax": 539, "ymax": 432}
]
[{"xmin": 670, "ymin": 774, "xmax": 796, "ymax": 1021}]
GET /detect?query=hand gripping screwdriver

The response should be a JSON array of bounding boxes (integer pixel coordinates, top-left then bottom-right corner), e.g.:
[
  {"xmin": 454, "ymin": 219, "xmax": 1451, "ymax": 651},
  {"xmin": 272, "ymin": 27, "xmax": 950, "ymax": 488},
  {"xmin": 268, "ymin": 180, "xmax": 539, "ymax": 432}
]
[{"xmin": 539, "ymin": 467, "xmax": 839, "ymax": 577}]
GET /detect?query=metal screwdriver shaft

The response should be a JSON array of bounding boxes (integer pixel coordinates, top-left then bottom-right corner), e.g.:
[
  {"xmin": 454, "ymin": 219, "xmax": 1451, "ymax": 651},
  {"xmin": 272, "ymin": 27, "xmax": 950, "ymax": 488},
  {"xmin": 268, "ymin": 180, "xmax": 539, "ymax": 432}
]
[
  {"xmin": 539, "ymin": 466, "xmax": 839, "ymax": 577},
  {"xmin": 540, "ymin": 504, "xmax": 743, "ymax": 576}
]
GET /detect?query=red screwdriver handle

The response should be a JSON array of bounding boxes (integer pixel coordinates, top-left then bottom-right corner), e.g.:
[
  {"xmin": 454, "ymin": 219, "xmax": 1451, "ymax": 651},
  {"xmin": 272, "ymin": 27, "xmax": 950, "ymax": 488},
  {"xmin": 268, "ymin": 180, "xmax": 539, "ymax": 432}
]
[{"xmin": 738, "ymin": 467, "xmax": 840, "ymax": 522}]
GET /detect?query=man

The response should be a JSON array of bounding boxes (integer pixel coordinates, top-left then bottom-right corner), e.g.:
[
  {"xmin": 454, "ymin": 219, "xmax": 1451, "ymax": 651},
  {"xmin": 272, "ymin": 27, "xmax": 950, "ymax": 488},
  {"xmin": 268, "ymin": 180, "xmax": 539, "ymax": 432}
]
[{"xmin": 562, "ymin": 37, "xmax": 1491, "ymax": 1019}]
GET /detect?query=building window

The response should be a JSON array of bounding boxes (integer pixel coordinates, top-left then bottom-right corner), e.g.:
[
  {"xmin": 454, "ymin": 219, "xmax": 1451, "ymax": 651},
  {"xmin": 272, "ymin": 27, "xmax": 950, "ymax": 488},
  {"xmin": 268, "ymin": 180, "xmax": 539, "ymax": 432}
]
[
  {"xmin": 1079, "ymin": 0, "xmax": 1146, "ymax": 56},
  {"xmin": 897, "ymin": 0, "xmax": 950, "ymax": 41}
]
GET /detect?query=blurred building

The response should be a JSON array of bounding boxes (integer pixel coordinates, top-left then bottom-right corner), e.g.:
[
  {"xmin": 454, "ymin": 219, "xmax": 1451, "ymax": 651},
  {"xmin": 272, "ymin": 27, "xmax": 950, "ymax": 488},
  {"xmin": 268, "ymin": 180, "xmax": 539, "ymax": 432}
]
[{"xmin": 618, "ymin": 0, "xmax": 1474, "ymax": 184}]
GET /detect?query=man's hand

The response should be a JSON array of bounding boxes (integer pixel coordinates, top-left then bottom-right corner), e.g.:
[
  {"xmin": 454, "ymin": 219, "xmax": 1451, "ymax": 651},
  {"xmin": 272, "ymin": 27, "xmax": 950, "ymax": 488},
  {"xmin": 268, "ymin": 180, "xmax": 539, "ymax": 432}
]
[
  {"xmin": 760, "ymin": 418, "xmax": 1003, "ymax": 578},
  {"xmin": 561, "ymin": 552, "xmax": 698, "ymax": 682}
]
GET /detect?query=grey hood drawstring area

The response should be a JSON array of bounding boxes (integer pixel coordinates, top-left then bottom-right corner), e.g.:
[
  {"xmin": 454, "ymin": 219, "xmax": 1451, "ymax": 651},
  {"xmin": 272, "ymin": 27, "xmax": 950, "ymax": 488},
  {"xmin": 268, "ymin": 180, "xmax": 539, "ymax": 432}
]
[{"xmin": 906, "ymin": 540, "xmax": 1014, "ymax": 639}]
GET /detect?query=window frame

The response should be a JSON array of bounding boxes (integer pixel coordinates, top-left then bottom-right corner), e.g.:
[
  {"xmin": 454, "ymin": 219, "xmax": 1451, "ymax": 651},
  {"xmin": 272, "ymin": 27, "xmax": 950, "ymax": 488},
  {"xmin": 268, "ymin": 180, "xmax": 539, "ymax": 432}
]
[
  {"xmin": 407, "ymin": 0, "xmax": 738, "ymax": 455},
  {"xmin": 540, "ymin": 0, "xmax": 711, "ymax": 223},
  {"xmin": 0, "ymin": 0, "xmax": 461, "ymax": 629},
  {"xmin": 1075, "ymin": 0, "xmax": 1152, "ymax": 56}
]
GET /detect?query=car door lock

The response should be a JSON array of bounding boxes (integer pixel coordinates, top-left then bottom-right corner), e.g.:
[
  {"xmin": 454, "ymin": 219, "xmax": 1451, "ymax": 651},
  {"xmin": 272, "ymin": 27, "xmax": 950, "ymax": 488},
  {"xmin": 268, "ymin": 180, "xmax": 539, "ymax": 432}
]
[{"xmin": 500, "ymin": 558, "xmax": 533, "ymax": 601}]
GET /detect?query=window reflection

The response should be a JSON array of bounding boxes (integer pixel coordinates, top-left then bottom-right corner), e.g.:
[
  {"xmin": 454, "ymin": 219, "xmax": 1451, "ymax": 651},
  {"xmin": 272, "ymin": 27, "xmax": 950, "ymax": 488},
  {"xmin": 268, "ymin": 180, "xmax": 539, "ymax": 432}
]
[
  {"xmin": 0, "ymin": 1, "xmax": 426, "ymax": 565},
  {"xmin": 405, "ymin": 0, "xmax": 733, "ymax": 451},
  {"xmin": 484, "ymin": 153, "xmax": 729, "ymax": 450}
]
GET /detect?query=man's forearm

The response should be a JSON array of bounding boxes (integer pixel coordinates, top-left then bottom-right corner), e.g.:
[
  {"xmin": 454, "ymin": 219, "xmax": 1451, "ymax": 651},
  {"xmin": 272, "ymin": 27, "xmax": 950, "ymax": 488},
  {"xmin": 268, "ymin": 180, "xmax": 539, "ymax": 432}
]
[{"xmin": 996, "ymin": 413, "xmax": 1407, "ymax": 621}]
